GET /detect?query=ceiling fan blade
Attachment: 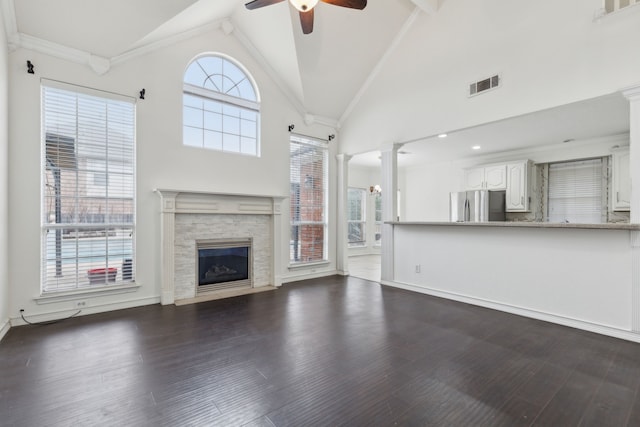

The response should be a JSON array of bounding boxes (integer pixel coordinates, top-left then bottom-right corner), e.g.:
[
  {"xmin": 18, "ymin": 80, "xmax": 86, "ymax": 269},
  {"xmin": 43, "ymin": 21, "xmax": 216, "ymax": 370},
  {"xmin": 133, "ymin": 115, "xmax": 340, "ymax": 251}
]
[
  {"xmin": 299, "ymin": 9, "xmax": 314, "ymax": 34},
  {"xmin": 245, "ymin": 0, "xmax": 285, "ymax": 10},
  {"xmin": 320, "ymin": 0, "xmax": 367, "ymax": 10}
]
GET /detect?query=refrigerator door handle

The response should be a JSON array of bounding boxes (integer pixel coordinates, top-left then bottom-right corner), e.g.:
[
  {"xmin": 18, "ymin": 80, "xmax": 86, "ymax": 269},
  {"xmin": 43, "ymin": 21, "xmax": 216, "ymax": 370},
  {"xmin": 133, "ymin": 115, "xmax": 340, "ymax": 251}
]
[{"xmin": 464, "ymin": 198, "xmax": 470, "ymax": 222}]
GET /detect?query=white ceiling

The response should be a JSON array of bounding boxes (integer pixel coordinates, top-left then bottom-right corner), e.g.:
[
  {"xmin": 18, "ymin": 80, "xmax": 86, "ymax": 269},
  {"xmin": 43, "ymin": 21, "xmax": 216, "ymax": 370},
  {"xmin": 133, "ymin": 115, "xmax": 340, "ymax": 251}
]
[
  {"xmin": 350, "ymin": 92, "xmax": 631, "ymax": 167},
  {"xmin": 4, "ymin": 0, "xmax": 631, "ymax": 166},
  {"xmin": 8, "ymin": 0, "xmax": 417, "ymax": 121}
]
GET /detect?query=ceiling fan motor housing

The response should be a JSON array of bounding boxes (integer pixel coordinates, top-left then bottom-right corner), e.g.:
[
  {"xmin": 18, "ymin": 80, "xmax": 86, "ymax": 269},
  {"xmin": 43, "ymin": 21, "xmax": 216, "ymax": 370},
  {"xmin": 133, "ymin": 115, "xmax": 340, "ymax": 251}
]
[{"xmin": 290, "ymin": 0, "xmax": 319, "ymax": 12}]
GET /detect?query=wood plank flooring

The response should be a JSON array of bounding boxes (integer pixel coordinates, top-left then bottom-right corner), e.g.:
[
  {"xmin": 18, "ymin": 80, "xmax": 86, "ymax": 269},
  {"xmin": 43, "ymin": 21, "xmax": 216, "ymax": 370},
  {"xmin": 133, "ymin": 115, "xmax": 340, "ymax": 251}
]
[{"xmin": 2, "ymin": 275, "xmax": 640, "ymax": 426}]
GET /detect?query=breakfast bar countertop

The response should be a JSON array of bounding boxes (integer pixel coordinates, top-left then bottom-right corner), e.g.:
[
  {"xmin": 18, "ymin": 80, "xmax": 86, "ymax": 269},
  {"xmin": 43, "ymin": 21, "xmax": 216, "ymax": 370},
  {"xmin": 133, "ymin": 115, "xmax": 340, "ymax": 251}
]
[{"xmin": 388, "ymin": 221, "xmax": 640, "ymax": 231}]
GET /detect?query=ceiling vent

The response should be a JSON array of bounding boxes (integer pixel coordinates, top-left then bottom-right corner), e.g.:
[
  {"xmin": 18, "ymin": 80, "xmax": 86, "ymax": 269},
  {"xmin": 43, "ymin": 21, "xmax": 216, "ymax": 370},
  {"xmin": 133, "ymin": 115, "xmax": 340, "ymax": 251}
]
[{"xmin": 469, "ymin": 74, "xmax": 500, "ymax": 97}]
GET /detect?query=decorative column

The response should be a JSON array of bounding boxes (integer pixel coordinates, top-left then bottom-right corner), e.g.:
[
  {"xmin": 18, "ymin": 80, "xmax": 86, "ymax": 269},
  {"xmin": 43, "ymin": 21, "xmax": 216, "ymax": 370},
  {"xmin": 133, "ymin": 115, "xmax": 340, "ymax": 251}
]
[
  {"xmin": 336, "ymin": 154, "xmax": 352, "ymax": 275},
  {"xmin": 155, "ymin": 190, "xmax": 178, "ymax": 305},
  {"xmin": 624, "ymin": 85, "xmax": 640, "ymax": 332},
  {"xmin": 380, "ymin": 143, "xmax": 403, "ymax": 283},
  {"xmin": 272, "ymin": 197, "xmax": 285, "ymax": 287}
]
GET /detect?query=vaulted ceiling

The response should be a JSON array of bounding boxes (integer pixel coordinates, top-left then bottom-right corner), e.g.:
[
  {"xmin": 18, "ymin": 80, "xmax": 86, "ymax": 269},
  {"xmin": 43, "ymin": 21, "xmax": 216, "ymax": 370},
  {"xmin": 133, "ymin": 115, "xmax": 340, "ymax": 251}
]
[
  {"xmin": 1, "ymin": 0, "xmax": 633, "ymax": 166},
  {"xmin": 3, "ymin": 0, "xmax": 429, "ymax": 124}
]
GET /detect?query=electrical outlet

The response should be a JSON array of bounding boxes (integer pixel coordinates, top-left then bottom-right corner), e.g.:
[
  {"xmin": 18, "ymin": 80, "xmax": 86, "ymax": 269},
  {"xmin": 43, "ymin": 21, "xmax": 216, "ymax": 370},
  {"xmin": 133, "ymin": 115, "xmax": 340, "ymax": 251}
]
[
  {"xmin": 415, "ymin": 265, "xmax": 421, "ymax": 273},
  {"xmin": 75, "ymin": 300, "xmax": 87, "ymax": 308}
]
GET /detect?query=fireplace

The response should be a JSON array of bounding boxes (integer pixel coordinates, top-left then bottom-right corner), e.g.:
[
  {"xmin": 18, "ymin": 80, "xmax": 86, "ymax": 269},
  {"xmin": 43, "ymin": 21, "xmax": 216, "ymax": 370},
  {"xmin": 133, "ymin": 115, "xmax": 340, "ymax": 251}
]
[{"xmin": 196, "ymin": 238, "xmax": 252, "ymax": 294}]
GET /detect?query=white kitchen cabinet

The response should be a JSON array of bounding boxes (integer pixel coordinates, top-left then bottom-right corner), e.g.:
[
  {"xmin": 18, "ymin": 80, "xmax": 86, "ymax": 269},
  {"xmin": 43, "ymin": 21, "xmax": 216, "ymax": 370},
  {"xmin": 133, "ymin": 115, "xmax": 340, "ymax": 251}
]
[
  {"xmin": 464, "ymin": 165, "xmax": 507, "ymax": 190},
  {"xmin": 612, "ymin": 148, "xmax": 630, "ymax": 211},
  {"xmin": 506, "ymin": 161, "xmax": 530, "ymax": 212}
]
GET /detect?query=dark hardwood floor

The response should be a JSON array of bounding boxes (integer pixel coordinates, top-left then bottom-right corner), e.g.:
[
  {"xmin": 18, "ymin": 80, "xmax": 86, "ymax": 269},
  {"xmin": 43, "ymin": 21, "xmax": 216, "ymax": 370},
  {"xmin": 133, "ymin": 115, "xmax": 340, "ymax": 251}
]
[{"xmin": 2, "ymin": 275, "xmax": 640, "ymax": 426}]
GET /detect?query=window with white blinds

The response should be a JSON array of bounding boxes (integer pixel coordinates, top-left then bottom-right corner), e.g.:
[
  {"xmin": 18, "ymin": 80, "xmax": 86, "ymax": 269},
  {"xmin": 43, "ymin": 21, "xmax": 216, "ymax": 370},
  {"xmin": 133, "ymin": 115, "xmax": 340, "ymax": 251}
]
[
  {"xmin": 289, "ymin": 135, "xmax": 328, "ymax": 264},
  {"xmin": 42, "ymin": 82, "xmax": 136, "ymax": 293},
  {"xmin": 348, "ymin": 188, "xmax": 366, "ymax": 246},
  {"xmin": 547, "ymin": 158, "xmax": 604, "ymax": 224}
]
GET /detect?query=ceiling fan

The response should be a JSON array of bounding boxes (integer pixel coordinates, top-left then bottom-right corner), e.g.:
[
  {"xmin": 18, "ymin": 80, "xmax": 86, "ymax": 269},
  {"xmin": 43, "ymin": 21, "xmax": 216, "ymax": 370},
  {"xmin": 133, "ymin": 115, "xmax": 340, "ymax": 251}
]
[{"xmin": 245, "ymin": 0, "xmax": 367, "ymax": 35}]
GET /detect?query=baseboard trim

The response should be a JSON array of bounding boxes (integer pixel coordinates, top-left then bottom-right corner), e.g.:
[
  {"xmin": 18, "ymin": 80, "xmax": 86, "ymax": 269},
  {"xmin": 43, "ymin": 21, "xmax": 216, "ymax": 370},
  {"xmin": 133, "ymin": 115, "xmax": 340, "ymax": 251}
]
[
  {"xmin": 282, "ymin": 269, "xmax": 339, "ymax": 284},
  {"xmin": 0, "ymin": 319, "xmax": 10, "ymax": 342},
  {"xmin": 382, "ymin": 280, "xmax": 640, "ymax": 343},
  {"xmin": 10, "ymin": 296, "xmax": 160, "ymax": 327}
]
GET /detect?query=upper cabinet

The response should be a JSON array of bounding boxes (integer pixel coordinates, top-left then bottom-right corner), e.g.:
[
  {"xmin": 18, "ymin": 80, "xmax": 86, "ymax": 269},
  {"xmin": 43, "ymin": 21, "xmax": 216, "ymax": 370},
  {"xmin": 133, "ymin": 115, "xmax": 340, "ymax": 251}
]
[
  {"xmin": 506, "ymin": 161, "xmax": 531, "ymax": 212},
  {"xmin": 612, "ymin": 148, "xmax": 631, "ymax": 211},
  {"xmin": 464, "ymin": 165, "xmax": 507, "ymax": 190},
  {"xmin": 465, "ymin": 160, "xmax": 531, "ymax": 212}
]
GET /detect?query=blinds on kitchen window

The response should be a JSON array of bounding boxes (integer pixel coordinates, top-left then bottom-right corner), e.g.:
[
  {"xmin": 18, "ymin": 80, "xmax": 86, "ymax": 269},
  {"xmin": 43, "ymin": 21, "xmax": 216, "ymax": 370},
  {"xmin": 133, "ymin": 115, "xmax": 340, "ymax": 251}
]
[{"xmin": 547, "ymin": 158, "xmax": 604, "ymax": 224}]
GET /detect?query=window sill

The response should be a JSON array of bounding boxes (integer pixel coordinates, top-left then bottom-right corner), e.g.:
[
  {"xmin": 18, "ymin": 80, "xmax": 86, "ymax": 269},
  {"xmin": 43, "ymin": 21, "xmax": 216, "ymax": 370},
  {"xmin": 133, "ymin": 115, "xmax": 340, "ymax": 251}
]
[
  {"xmin": 288, "ymin": 261, "xmax": 330, "ymax": 270},
  {"xmin": 34, "ymin": 283, "xmax": 141, "ymax": 305}
]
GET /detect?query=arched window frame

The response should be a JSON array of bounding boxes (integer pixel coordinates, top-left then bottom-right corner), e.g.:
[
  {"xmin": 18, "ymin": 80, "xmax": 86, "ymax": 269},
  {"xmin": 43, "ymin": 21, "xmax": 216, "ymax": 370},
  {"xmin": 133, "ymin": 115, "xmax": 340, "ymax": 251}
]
[{"xmin": 183, "ymin": 53, "xmax": 261, "ymax": 156}]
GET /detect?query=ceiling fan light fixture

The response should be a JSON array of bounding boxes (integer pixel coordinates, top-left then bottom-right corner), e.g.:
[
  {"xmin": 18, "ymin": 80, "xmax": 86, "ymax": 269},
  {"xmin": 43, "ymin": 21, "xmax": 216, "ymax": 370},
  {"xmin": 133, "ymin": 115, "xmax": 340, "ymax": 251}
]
[{"xmin": 289, "ymin": 0, "xmax": 319, "ymax": 12}]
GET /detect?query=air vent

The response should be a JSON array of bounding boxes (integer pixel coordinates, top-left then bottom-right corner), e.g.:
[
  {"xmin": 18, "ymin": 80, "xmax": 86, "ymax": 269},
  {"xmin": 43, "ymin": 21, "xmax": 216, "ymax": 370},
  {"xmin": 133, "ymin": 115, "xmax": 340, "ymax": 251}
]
[{"xmin": 469, "ymin": 74, "xmax": 500, "ymax": 97}]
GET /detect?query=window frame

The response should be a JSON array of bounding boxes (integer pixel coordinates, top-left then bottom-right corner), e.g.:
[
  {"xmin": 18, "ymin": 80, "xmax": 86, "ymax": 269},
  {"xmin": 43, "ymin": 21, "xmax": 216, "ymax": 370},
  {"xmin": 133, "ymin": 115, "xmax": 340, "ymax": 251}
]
[
  {"xmin": 289, "ymin": 134, "xmax": 329, "ymax": 265},
  {"xmin": 347, "ymin": 187, "xmax": 367, "ymax": 247},
  {"xmin": 182, "ymin": 54, "xmax": 261, "ymax": 156},
  {"xmin": 545, "ymin": 157, "xmax": 607, "ymax": 224},
  {"xmin": 41, "ymin": 80, "xmax": 136, "ymax": 294}
]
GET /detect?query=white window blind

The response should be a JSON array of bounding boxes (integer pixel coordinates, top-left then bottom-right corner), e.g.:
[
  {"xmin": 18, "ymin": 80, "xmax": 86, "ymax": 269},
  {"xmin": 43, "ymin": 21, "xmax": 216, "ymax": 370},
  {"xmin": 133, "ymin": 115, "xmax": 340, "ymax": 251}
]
[
  {"xmin": 183, "ymin": 55, "xmax": 260, "ymax": 156},
  {"xmin": 548, "ymin": 158, "xmax": 604, "ymax": 224},
  {"xmin": 289, "ymin": 135, "xmax": 328, "ymax": 263},
  {"xmin": 374, "ymin": 193, "xmax": 382, "ymax": 246},
  {"xmin": 42, "ymin": 83, "xmax": 136, "ymax": 293},
  {"xmin": 348, "ymin": 188, "xmax": 366, "ymax": 246}
]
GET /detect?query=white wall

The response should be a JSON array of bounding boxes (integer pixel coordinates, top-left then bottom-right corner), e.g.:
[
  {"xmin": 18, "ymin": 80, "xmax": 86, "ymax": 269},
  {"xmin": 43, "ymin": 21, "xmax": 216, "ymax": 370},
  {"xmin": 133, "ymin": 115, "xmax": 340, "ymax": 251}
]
[
  {"xmin": 7, "ymin": 27, "xmax": 336, "ymax": 323},
  {"xmin": 401, "ymin": 134, "xmax": 629, "ymax": 221},
  {"xmin": 348, "ymin": 164, "xmax": 382, "ymax": 255},
  {"xmin": 339, "ymin": 0, "xmax": 640, "ymax": 156},
  {"xmin": 392, "ymin": 224, "xmax": 634, "ymax": 339},
  {"xmin": 0, "ymin": 11, "xmax": 9, "ymax": 339}
]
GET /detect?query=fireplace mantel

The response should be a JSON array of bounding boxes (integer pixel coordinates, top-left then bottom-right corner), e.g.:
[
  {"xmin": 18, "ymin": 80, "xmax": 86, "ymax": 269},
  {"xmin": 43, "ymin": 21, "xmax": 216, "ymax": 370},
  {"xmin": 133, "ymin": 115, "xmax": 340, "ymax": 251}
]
[{"xmin": 155, "ymin": 189, "xmax": 286, "ymax": 305}]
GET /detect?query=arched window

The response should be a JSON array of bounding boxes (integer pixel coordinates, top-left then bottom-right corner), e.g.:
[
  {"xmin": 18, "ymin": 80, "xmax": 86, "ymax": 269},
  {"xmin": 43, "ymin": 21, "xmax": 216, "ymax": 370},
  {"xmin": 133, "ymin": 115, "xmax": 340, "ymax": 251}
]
[{"xmin": 183, "ymin": 54, "xmax": 260, "ymax": 156}]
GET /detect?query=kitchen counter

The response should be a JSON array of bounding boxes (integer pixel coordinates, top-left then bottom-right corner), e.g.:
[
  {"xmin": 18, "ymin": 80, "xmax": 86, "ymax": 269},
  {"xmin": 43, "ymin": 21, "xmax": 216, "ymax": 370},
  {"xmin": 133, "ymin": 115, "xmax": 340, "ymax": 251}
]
[
  {"xmin": 388, "ymin": 221, "xmax": 640, "ymax": 231},
  {"xmin": 386, "ymin": 219, "xmax": 640, "ymax": 342}
]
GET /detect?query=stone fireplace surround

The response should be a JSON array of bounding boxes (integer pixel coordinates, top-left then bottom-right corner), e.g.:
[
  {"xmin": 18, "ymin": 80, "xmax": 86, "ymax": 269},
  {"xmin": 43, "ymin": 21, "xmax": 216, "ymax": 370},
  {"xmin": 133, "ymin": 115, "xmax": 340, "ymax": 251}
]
[{"xmin": 155, "ymin": 190, "xmax": 285, "ymax": 305}]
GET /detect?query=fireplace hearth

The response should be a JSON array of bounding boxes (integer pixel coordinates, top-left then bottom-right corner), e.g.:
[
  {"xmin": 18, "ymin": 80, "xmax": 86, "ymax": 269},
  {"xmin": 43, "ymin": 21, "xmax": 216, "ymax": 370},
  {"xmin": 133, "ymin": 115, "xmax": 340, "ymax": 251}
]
[{"xmin": 196, "ymin": 239, "xmax": 252, "ymax": 294}]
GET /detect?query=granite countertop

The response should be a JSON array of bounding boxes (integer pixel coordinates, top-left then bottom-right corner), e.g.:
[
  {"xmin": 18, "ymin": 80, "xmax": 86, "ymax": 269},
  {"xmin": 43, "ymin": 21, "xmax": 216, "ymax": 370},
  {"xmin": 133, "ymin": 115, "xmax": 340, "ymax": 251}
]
[{"xmin": 388, "ymin": 221, "xmax": 640, "ymax": 231}]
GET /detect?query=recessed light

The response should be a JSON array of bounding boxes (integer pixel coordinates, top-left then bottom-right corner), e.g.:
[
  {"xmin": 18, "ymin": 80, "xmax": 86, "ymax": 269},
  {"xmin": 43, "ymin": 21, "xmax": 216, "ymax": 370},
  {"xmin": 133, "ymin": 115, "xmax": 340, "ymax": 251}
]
[
  {"xmin": 438, "ymin": 133, "xmax": 448, "ymax": 138},
  {"xmin": 472, "ymin": 145, "xmax": 481, "ymax": 150}
]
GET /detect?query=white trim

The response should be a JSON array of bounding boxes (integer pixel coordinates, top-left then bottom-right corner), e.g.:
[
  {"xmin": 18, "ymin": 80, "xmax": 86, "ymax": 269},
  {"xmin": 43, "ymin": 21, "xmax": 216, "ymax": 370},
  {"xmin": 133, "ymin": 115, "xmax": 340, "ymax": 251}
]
[
  {"xmin": 112, "ymin": 20, "xmax": 224, "ymax": 67},
  {"xmin": 34, "ymin": 283, "xmax": 141, "ymax": 304},
  {"xmin": 383, "ymin": 279, "xmax": 640, "ymax": 343},
  {"xmin": 11, "ymin": 296, "xmax": 160, "ymax": 327},
  {"xmin": 282, "ymin": 269, "xmax": 339, "ymax": 283},
  {"xmin": 0, "ymin": 319, "xmax": 10, "ymax": 342},
  {"xmin": 409, "ymin": 0, "xmax": 439, "ymax": 14},
  {"xmin": 339, "ymin": 7, "xmax": 422, "ymax": 127},
  {"xmin": 288, "ymin": 260, "xmax": 331, "ymax": 270},
  {"xmin": 0, "ymin": 0, "xmax": 19, "ymax": 50}
]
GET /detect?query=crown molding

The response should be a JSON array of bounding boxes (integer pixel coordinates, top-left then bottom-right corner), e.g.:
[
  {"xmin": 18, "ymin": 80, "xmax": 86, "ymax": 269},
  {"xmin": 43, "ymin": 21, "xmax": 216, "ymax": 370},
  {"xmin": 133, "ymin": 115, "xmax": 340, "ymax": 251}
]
[
  {"xmin": 18, "ymin": 33, "xmax": 111, "ymax": 75},
  {"xmin": 338, "ymin": 6, "xmax": 422, "ymax": 127},
  {"xmin": 111, "ymin": 19, "xmax": 223, "ymax": 67},
  {"xmin": 409, "ymin": 0, "xmax": 439, "ymax": 14},
  {"xmin": 0, "ymin": 0, "xmax": 19, "ymax": 50}
]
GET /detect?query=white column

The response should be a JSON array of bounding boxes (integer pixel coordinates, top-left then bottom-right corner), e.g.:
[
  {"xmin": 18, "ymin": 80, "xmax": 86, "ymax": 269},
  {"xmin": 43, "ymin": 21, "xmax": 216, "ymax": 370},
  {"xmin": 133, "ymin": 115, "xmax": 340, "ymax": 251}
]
[
  {"xmin": 272, "ymin": 197, "xmax": 285, "ymax": 287},
  {"xmin": 624, "ymin": 86, "xmax": 640, "ymax": 332},
  {"xmin": 155, "ymin": 190, "xmax": 178, "ymax": 305},
  {"xmin": 380, "ymin": 143, "xmax": 403, "ymax": 283},
  {"xmin": 336, "ymin": 154, "xmax": 352, "ymax": 275}
]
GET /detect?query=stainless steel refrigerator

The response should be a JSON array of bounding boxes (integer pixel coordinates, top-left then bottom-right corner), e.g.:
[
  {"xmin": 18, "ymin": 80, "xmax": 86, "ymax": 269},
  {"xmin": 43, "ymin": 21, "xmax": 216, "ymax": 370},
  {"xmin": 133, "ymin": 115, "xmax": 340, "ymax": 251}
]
[{"xmin": 450, "ymin": 190, "xmax": 506, "ymax": 222}]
